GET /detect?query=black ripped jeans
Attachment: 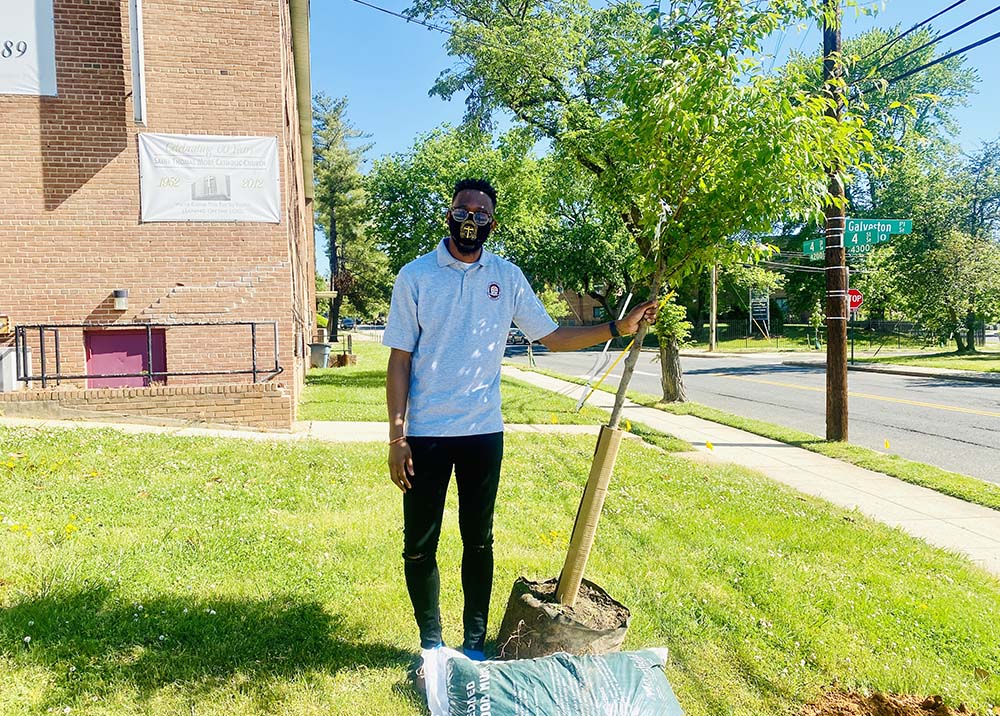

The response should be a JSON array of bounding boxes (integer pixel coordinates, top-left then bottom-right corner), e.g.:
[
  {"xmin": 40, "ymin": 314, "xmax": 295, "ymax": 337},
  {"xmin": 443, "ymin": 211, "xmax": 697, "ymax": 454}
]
[{"xmin": 402, "ymin": 432, "xmax": 504, "ymax": 652}]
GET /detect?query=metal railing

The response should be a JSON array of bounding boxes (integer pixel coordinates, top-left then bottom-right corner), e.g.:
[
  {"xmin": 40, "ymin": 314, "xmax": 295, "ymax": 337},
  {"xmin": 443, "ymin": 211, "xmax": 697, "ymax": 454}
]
[{"xmin": 14, "ymin": 321, "xmax": 282, "ymax": 388}]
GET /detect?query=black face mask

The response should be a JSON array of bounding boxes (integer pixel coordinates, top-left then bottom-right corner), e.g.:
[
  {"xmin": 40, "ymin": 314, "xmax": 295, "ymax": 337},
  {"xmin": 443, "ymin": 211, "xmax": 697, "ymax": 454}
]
[{"xmin": 448, "ymin": 215, "xmax": 492, "ymax": 254}]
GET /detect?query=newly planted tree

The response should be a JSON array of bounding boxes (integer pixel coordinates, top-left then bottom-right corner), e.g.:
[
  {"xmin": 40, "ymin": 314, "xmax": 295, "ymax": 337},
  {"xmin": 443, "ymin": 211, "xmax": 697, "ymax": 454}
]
[
  {"xmin": 410, "ymin": 0, "xmax": 872, "ymax": 420},
  {"xmin": 410, "ymin": 0, "xmax": 873, "ymax": 648}
]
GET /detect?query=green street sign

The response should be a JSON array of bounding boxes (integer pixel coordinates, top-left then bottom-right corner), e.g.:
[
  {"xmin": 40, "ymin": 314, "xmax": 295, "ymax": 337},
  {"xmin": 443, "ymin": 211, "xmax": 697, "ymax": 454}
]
[
  {"xmin": 802, "ymin": 238, "xmax": 825, "ymax": 255},
  {"xmin": 846, "ymin": 218, "xmax": 912, "ymax": 235},
  {"xmin": 804, "ymin": 237, "xmax": 881, "ymax": 257},
  {"xmin": 803, "ymin": 218, "xmax": 912, "ymax": 260},
  {"xmin": 844, "ymin": 217, "xmax": 912, "ymax": 250},
  {"xmin": 844, "ymin": 230, "xmax": 891, "ymax": 249}
]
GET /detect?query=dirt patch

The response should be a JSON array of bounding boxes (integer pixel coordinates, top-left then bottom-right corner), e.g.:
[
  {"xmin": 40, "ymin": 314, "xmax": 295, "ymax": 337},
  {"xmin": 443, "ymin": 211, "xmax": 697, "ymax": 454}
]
[
  {"xmin": 525, "ymin": 577, "xmax": 629, "ymax": 631},
  {"xmin": 495, "ymin": 577, "xmax": 630, "ymax": 660},
  {"xmin": 801, "ymin": 692, "xmax": 973, "ymax": 716}
]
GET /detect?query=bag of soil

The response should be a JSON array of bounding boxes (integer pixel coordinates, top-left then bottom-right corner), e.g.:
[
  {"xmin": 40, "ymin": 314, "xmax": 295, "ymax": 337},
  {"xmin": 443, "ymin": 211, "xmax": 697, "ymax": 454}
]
[{"xmin": 422, "ymin": 646, "xmax": 683, "ymax": 716}]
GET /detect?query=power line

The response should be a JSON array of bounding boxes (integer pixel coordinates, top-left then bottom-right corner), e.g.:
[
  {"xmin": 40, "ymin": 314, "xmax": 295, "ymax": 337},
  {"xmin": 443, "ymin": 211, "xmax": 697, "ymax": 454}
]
[
  {"xmin": 876, "ymin": 3, "xmax": 1000, "ymax": 73},
  {"xmin": 346, "ymin": 0, "xmax": 453, "ymax": 36},
  {"xmin": 344, "ymin": 0, "xmax": 577, "ymax": 68},
  {"xmin": 861, "ymin": 0, "xmax": 972, "ymax": 61},
  {"xmin": 768, "ymin": 25, "xmax": 789, "ymax": 73},
  {"xmin": 795, "ymin": 21, "xmax": 814, "ymax": 55},
  {"xmin": 759, "ymin": 260, "xmax": 826, "ymax": 273},
  {"xmin": 887, "ymin": 28, "xmax": 1000, "ymax": 84}
]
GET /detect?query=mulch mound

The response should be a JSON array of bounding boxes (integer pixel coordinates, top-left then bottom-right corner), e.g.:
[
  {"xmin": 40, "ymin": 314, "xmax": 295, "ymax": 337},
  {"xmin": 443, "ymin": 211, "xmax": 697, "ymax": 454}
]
[{"xmin": 801, "ymin": 692, "xmax": 973, "ymax": 716}]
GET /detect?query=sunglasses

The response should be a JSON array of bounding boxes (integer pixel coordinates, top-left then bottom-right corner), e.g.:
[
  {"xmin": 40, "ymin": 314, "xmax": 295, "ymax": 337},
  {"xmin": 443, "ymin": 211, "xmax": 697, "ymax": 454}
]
[{"xmin": 450, "ymin": 208, "xmax": 493, "ymax": 227}]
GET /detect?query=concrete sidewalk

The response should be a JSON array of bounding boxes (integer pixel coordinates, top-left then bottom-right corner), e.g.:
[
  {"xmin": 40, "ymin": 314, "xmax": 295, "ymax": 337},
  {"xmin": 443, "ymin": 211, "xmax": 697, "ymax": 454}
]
[
  {"xmin": 0, "ymin": 415, "xmax": 616, "ymax": 443},
  {"xmin": 501, "ymin": 365, "xmax": 1000, "ymax": 579},
  {"xmin": 300, "ymin": 420, "xmax": 632, "ymax": 442}
]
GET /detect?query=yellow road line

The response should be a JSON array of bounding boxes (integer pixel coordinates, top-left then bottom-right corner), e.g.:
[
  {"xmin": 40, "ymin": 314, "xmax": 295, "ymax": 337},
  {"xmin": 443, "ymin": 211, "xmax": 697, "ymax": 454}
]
[{"xmin": 720, "ymin": 374, "xmax": 1000, "ymax": 418}]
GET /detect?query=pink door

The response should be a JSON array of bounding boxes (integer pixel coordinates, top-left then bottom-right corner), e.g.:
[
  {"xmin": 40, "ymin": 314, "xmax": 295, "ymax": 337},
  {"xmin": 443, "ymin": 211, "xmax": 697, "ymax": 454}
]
[{"xmin": 85, "ymin": 330, "xmax": 167, "ymax": 388}]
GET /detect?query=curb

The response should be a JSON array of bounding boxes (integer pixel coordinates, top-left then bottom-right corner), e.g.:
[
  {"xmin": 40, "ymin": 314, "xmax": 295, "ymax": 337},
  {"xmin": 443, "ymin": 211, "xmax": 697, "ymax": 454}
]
[
  {"xmin": 679, "ymin": 352, "xmax": 737, "ymax": 359},
  {"xmin": 782, "ymin": 360, "xmax": 1000, "ymax": 385}
]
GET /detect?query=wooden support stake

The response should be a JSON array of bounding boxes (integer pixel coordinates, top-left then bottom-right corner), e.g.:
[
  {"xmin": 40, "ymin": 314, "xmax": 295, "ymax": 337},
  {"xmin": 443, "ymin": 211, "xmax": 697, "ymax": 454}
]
[{"xmin": 555, "ymin": 425, "xmax": 625, "ymax": 608}]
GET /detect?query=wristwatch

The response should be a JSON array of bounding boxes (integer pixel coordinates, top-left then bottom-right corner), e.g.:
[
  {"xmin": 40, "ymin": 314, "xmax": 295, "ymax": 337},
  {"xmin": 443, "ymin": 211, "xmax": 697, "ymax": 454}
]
[{"xmin": 608, "ymin": 320, "xmax": 620, "ymax": 338}]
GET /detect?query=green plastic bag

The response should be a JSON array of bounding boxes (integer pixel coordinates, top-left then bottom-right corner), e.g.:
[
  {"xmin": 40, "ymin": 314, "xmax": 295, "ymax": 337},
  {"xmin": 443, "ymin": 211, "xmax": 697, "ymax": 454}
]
[{"xmin": 441, "ymin": 648, "xmax": 683, "ymax": 716}]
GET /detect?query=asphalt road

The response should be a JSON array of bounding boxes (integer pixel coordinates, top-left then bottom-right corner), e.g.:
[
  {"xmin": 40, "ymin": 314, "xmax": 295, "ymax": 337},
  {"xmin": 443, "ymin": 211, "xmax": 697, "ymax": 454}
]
[{"xmin": 505, "ymin": 347, "xmax": 1000, "ymax": 485}]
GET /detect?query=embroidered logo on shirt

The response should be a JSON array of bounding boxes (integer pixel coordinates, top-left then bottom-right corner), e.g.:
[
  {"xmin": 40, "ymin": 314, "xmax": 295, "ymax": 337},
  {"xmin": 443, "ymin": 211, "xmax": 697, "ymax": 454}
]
[{"xmin": 487, "ymin": 282, "xmax": 501, "ymax": 300}]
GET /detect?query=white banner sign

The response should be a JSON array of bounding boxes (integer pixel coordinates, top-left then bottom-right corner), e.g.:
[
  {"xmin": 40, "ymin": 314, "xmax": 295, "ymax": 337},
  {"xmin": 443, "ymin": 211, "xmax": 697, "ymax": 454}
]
[
  {"xmin": 138, "ymin": 133, "xmax": 281, "ymax": 223},
  {"xmin": 1, "ymin": 0, "xmax": 58, "ymax": 95}
]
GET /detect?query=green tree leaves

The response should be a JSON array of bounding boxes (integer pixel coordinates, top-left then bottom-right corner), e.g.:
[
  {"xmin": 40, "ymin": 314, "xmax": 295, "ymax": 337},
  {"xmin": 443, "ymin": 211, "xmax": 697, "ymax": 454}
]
[{"xmin": 313, "ymin": 95, "xmax": 393, "ymax": 326}]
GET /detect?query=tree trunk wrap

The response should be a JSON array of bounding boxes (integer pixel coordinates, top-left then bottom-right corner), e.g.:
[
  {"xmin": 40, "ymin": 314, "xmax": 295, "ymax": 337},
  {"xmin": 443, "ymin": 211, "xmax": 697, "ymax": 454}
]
[{"xmin": 555, "ymin": 425, "xmax": 624, "ymax": 607}]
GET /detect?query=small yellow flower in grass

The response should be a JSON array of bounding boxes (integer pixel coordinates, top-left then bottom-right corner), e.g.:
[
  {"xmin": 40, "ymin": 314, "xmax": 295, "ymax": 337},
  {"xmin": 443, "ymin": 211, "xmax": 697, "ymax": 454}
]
[
  {"xmin": 918, "ymin": 603, "xmax": 928, "ymax": 610},
  {"xmin": 5, "ymin": 461, "xmax": 14, "ymax": 469},
  {"xmin": 706, "ymin": 441, "xmax": 714, "ymax": 451},
  {"xmin": 550, "ymin": 413, "xmax": 558, "ymax": 424}
]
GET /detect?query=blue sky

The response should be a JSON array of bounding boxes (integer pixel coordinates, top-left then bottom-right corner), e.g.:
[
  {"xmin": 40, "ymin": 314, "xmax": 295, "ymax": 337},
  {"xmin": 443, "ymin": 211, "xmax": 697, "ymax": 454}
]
[{"xmin": 311, "ymin": 0, "xmax": 1000, "ymax": 274}]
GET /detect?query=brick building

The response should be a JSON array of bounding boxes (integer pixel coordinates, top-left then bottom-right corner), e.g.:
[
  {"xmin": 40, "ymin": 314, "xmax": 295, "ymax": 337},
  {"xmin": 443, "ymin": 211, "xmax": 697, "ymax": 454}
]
[
  {"xmin": 0, "ymin": 0, "xmax": 315, "ymax": 429},
  {"xmin": 560, "ymin": 290, "xmax": 609, "ymax": 325}
]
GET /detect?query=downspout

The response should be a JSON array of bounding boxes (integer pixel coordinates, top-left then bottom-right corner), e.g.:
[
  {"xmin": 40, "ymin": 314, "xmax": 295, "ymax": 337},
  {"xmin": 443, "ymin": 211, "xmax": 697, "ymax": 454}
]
[
  {"xmin": 289, "ymin": 0, "xmax": 314, "ymax": 200},
  {"xmin": 289, "ymin": 0, "xmax": 315, "ymax": 380}
]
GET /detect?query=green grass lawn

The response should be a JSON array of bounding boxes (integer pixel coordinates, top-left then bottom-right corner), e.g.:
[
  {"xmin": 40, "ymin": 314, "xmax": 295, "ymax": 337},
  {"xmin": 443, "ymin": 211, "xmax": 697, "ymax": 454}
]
[
  {"xmin": 1, "ymin": 425, "xmax": 998, "ymax": 715},
  {"xmin": 857, "ymin": 349, "xmax": 1000, "ymax": 374},
  {"xmin": 520, "ymin": 366, "xmax": 1000, "ymax": 513},
  {"xmin": 298, "ymin": 340, "xmax": 690, "ymax": 453}
]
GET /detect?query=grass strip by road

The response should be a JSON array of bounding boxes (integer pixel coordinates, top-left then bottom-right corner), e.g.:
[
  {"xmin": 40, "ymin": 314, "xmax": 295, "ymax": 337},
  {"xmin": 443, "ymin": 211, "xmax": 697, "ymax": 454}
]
[
  {"xmin": 1, "ymin": 425, "xmax": 998, "ymax": 715},
  {"xmin": 519, "ymin": 366, "xmax": 1000, "ymax": 513},
  {"xmin": 299, "ymin": 340, "xmax": 690, "ymax": 453},
  {"xmin": 687, "ymin": 324, "xmax": 933, "ymax": 354},
  {"xmin": 856, "ymin": 349, "xmax": 1000, "ymax": 374}
]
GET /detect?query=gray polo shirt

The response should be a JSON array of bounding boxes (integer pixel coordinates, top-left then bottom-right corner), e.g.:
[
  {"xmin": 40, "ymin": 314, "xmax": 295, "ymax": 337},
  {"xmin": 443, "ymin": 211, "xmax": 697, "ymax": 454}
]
[{"xmin": 383, "ymin": 239, "xmax": 559, "ymax": 437}]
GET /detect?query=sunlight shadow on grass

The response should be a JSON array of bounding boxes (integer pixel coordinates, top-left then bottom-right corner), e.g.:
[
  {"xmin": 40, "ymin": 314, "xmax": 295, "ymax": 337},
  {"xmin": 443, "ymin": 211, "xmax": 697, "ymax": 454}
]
[{"xmin": 1, "ymin": 587, "xmax": 415, "ymax": 712}]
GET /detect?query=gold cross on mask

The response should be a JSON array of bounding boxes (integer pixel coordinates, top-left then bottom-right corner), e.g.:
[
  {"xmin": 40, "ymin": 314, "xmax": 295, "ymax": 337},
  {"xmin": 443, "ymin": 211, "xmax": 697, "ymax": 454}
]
[{"xmin": 460, "ymin": 221, "xmax": 478, "ymax": 240}]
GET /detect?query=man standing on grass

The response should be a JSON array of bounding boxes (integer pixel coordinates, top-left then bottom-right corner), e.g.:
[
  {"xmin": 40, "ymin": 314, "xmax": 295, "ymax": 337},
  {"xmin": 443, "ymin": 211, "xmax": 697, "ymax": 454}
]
[{"xmin": 382, "ymin": 178, "xmax": 657, "ymax": 684}]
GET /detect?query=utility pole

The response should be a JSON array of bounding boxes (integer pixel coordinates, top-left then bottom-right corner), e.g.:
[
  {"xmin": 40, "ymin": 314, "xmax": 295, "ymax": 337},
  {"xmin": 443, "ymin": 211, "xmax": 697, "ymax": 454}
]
[
  {"xmin": 824, "ymin": 0, "xmax": 848, "ymax": 441},
  {"xmin": 708, "ymin": 264, "xmax": 718, "ymax": 352}
]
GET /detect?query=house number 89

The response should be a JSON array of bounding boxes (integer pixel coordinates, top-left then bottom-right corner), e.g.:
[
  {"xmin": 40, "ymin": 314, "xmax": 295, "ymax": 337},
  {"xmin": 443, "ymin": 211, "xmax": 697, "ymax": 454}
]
[{"xmin": 1, "ymin": 41, "xmax": 29, "ymax": 59}]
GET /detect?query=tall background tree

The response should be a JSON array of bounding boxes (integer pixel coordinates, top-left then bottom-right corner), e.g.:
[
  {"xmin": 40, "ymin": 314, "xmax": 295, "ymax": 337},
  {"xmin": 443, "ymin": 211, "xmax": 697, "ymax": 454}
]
[
  {"xmin": 844, "ymin": 26, "xmax": 1000, "ymax": 352},
  {"xmin": 366, "ymin": 125, "xmax": 546, "ymax": 273},
  {"xmin": 313, "ymin": 94, "xmax": 392, "ymax": 341},
  {"xmin": 870, "ymin": 146, "xmax": 1000, "ymax": 350},
  {"xmin": 783, "ymin": 24, "xmax": 998, "ymax": 350},
  {"xmin": 526, "ymin": 152, "xmax": 639, "ymax": 322}
]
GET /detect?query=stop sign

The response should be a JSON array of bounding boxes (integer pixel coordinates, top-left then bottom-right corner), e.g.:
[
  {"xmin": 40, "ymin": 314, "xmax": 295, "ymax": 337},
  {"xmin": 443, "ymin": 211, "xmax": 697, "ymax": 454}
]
[{"xmin": 848, "ymin": 288, "xmax": 864, "ymax": 312}]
